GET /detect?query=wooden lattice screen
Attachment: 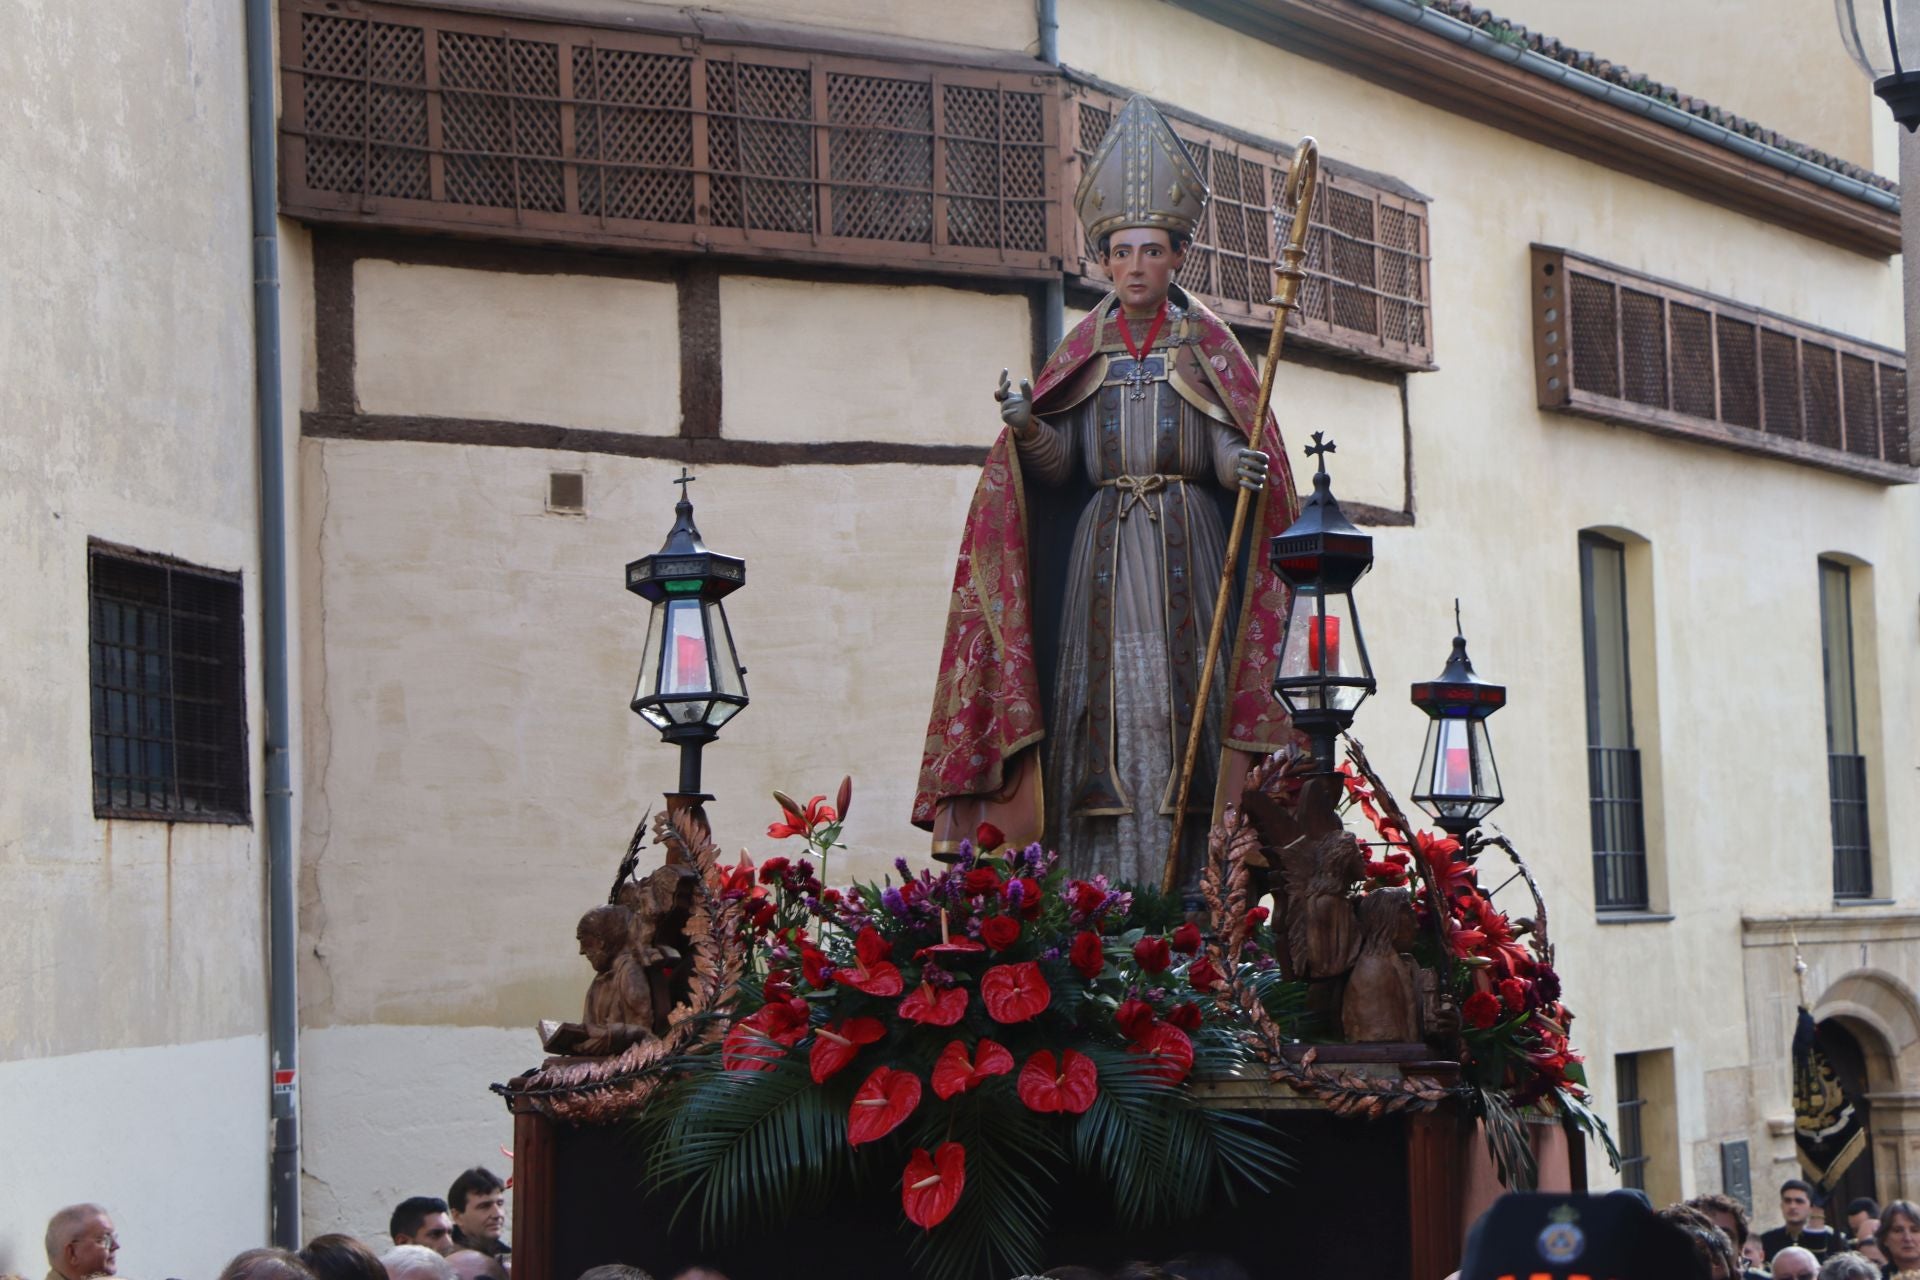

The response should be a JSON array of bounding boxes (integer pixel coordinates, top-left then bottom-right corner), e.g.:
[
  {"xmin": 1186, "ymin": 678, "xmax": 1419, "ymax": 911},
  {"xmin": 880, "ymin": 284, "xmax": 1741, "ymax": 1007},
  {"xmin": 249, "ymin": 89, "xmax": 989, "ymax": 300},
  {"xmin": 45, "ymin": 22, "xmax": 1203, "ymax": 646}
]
[
  {"xmin": 1064, "ymin": 82, "xmax": 1434, "ymax": 371},
  {"xmin": 1532, "ymin": 246, "xmax": 1912, "ymax": 482},
  {"xmin": 280, "ymin": 1, "xmax": 1062, "ymax": 278}
]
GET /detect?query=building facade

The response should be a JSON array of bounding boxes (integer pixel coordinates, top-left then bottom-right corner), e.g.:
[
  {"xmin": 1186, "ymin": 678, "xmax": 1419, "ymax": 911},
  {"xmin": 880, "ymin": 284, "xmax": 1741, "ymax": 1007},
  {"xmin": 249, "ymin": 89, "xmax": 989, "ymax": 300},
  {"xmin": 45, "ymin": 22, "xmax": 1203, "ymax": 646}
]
[{"xmin": 4, "ymin": 0, "xmax": 1917, "ymax": 1268}]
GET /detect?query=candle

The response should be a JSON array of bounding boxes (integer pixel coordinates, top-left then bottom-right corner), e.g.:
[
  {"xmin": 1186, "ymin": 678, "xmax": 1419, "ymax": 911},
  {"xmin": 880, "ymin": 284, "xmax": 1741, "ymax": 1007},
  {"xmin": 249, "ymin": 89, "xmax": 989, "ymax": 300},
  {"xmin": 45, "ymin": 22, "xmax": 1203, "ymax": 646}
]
[{"xmin": 1306, "ymin": 614, "xmax": 1341, "ymax": 671}]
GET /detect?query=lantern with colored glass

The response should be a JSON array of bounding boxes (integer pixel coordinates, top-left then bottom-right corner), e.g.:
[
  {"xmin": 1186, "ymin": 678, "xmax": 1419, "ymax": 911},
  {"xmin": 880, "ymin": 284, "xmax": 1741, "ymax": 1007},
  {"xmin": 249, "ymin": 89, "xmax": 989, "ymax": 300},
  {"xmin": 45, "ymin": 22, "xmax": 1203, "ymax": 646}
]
[
  {"xmin": 1267, "ymin": 432, "xmax": 1376, "ymax": 768},
  {"xmin": 1409, "ymin": 612, "xmax": 1506, "ymax": 839},
  {"xmin": 626, "ymin": 471, "xmax": 748, "ymax": 802},
  {"xmin": 1837, "ymin": 0, "xmax": 1920, "ymax": 130}
]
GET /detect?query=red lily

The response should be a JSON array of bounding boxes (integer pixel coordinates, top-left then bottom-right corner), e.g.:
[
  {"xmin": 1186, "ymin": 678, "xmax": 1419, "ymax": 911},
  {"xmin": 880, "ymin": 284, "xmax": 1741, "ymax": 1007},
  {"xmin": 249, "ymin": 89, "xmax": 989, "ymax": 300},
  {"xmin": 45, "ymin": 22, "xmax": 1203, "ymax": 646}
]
[
  {"xmin": 1016, "ymin": 1049, "xmax": 1098, "ymax": 1114},
  {"xmin": 722, "ymin": 997, "xmax": 809, "ymax": 1072},
  {"xmin": 981, "ymin": 961, "xmax": 1051, "ymax": 1023},
  {"xmin": 899, "ymin": 982, "xmax": 968, "ymax": 1027},
  {"xmin": 902, "ymin": 1142, "xmax": 966, "ymax": 1229},
  {"xmin": 809, "ymin": 1016, "xmax": 885, "ymax": 1084},
  {"xmin": 714, "ymin": 853, "xmax": 757, "ymax": 898},
  {"xmin": 931, "ymin": 1038, "xmax": 1014, "ymax": 1100},
  {"xmin": 848, "ymin": 1065, "xmax": 922, "ymax": 1146},
  {"xmin": 1132, "ymin": 1023, "xmax": 1194, "ymax": 1084},
  {"xmin": 1415, "ymin": 830, "xmax": 1476, "ymax": 900},
  {"xmin": 835, "ymin": 926, "xmax": 904, "ymax": 996},
  {"xmin": 768, "ymin": 793, "xmax": 838, "ymax": 840}
]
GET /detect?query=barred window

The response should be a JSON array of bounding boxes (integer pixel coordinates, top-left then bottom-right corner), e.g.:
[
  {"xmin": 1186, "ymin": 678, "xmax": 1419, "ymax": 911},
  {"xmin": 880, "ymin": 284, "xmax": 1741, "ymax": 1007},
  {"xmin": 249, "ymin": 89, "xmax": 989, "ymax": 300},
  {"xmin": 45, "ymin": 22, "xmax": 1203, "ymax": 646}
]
[
  {"xmin": 89, "ymin": 544, "xmax": 249, "ymax": 823},
  {"xmin": 1534, "ymin": 245, "xmax": 1911, "ymax": 482}
]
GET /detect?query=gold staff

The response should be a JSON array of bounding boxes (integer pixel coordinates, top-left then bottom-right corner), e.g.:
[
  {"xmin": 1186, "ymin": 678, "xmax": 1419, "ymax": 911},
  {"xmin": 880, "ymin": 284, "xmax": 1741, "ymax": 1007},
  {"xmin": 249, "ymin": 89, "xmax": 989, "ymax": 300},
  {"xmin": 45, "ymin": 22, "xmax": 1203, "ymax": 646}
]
[{"xmin": 1160, "ymin": 137, "xmax": 1321, "ymax": 896}]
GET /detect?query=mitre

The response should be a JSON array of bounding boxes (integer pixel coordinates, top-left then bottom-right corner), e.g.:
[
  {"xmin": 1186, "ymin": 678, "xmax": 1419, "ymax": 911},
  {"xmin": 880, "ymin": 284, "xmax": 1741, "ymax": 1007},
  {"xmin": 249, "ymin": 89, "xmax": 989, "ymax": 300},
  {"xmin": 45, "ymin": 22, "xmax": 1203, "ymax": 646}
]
[{"xmin": 1075, "ymin": 94, "xmax": 1209, "ymax": 246}]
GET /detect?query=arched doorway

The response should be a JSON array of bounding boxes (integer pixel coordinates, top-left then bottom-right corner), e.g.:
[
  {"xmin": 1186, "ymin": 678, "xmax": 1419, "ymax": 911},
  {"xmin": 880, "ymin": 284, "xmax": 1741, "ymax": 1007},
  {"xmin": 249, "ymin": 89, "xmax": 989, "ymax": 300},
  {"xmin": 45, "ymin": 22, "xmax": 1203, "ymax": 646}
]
[{"xmin": 1817, "ymin": 1017, "xmax": 1878, "ymax": 1217}]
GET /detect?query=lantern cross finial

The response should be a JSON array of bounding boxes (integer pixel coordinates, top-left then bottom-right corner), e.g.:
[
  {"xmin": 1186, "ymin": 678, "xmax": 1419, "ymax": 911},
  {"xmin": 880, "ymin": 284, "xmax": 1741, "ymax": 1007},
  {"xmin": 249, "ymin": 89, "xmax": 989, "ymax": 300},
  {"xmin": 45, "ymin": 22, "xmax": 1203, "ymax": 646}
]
[
  {"xmin": 1454, "ymin": 597, "xmax": 1463, "ymax": 638},
  {"xmin": 674, "ymin": 467, "xmax": 698, "ymax": 502},
  {"xmin": 1303, "ymin": 431, "xmax": 1337, "ymax": 474}
]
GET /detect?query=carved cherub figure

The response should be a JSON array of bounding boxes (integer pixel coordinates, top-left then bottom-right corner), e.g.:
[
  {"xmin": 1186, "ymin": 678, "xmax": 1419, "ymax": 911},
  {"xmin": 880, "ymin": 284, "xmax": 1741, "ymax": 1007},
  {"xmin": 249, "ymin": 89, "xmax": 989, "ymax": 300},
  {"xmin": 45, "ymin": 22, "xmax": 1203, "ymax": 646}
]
[
  {"xmin": 1275, "ymin": 779, "xmax": 1366, "ymax": 980},
  {"xmin": 548, "ymin": 904, "xmax": 658, "ymax": 1057},
  {"xmin": 1342, "ymin": 887, "xmax": 1420, "ymax": 1043}
]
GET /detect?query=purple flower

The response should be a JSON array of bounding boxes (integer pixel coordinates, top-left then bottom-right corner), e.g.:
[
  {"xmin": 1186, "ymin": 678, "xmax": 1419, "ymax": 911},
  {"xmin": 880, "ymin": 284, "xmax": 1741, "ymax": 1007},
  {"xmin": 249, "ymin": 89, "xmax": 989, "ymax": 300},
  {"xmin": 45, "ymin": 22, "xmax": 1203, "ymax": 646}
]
[
  {"xmin": 881, "ymin": 886, "xmax": 909, "ymax": 917},
  {"xmin": 1005, "ymin": 879, "xmax": 1025, "ymax": 911},
  {"xmin": 894, "ymin": 857, "xmax": 914, "ymax": 882},
  {"xmin": 922, "ymin": 964, "xmax": 956, "ymax": 988},
  {"xmin": 1042, "ymin": 946, "xmax": 1062, "ymax": 962}
]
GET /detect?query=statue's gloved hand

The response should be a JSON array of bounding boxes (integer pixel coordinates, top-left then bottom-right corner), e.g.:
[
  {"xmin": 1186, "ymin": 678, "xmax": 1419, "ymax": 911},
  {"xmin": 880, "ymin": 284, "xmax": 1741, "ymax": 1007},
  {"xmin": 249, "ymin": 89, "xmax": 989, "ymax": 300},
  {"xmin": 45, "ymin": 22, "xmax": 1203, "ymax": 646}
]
[
  {"xmin": 1235, "ymin": 446, "xmax": 1270, "ymax": 492},
  {"xmin": 995, "ymin": 367, "xmax": 1035, "ymax": 435}
]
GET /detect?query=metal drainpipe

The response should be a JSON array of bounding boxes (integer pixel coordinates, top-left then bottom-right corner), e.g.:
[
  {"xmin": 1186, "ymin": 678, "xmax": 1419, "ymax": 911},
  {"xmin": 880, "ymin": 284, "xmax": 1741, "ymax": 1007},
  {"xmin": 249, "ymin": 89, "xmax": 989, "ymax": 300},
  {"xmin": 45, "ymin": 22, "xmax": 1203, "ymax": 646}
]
[
  {"xmin": 1350, "ymin": 0, "xmax": 1900, "ymax": 213},
  {"xmin": 243, "ymin": 0, "xmax": 301, "ymax": 1247},
  {"xmin": 1039, "ymin": 0, "xmax": 1065, "ymax": 351}
]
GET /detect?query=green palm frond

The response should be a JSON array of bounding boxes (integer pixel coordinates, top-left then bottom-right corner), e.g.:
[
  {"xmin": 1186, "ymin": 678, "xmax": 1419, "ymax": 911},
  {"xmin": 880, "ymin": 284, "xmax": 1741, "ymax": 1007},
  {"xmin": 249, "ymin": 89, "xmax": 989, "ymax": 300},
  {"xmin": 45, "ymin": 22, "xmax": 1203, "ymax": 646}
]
[
  {"xmin": 904, "ymin": 1083, "xmax": 1061, "ymax": 1280},
  {"xmin": 1557, "ymin": 1086, "xmax": 1623, "ymax": 1173}
]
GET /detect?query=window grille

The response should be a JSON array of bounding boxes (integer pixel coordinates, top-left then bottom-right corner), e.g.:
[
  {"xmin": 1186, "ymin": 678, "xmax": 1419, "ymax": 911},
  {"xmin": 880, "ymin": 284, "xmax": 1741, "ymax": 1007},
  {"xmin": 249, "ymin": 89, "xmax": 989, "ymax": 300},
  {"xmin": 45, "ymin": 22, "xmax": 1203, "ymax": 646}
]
[
  {"xmin": 1819, "ymin": 559, "xmax": 1871, "ymax": 898},
  {"xmin": 1534, "ymin": 246, "xmax": 1912, "ymax": 483},
  {"xmin": 1616, "ymin": 1054, "xmax": 1648, "ymax": 1192},
  {"xmin": 280, "ymin": 1, "xmax": 1060, "ymax": 278},
  {"xmin": 1580, "ymin": 532, "xmax": 1648, "ymax": 912},
  {"xmin": 1066, "ymin": 83, "xmax": 1434, "ymax": 371},
  {"xmin": 88, "ymin": 544, "xmax": 249, "ymax": 823}
]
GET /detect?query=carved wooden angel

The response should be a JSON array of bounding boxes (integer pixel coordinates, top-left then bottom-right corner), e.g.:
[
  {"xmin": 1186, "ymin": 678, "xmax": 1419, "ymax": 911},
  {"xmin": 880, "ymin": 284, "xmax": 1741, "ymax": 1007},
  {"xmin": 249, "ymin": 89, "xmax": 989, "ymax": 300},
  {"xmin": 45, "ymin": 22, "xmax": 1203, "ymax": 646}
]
[{"xmin": 1342, "ymin": 887, "xmax": 1420, "ymax": 1043}]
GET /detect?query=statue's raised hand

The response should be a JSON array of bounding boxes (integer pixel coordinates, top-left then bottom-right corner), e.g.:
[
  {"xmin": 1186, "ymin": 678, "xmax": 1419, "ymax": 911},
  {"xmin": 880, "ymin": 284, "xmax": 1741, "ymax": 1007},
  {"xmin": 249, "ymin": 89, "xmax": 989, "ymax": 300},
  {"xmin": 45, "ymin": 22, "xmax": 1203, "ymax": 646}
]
[
  {"xmin": 1235, "ymin": 446, "xmax": 1269, "ymax": 492},
  {"xmin": 995, "ymin": 367, "xmax": 1035, "ymax": 435}
]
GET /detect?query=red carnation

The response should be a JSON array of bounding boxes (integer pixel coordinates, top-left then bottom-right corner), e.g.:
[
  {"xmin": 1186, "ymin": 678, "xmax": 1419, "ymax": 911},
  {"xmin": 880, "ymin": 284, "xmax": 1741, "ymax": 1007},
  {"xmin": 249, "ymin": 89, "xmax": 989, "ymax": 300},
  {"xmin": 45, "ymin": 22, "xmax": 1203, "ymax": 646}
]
[
  {"xmin": 757, "ymin": 856, "xmax": 790, "ymax": 885},
  {"xmin": 931, "ymin": 1038, "xmax": 1014, "ymax": 1100},
  {"xmin": 1463, "ymin": 991, "xmax": 1502, "ymax": 1030},
  {"xmin": 1498, "ymin": 977, "xmax": 1532, "ymax": 1012},
  {"xmin": 1132, "ymin": 1023, "xmax": 1195, "ymax": 1084},
  {"xmin": 1133, "ymin": 936, "xmax": 1172, "ymax": 974},
  {"xmin": 981, "ymin": 961, "xmax": 1051, "ymax": 1023},
  {"xmin": 1016, "ymin": 1048, "xmax": 1098, "ymax": 1114},
  {"xmin": 1165, "ymin": 1002, "xmax": 1203, "ymax": 1033},
  {"xmin": 974, "ymin": 822, "xmax": 1005, "ymax": 851},
  {"xmin": 1114, "ymin": 998, "xmax": 1155, "ymax": 1043},
  {"xmin": 963, "ymin": 867, "xmax": 1001, "ymax": 896},
  {"xmin": 899, "ymin": 982, "xmax": 969, "ymax": 1027},
  {"xmin": 1187, "ymin": 956, "xmax": 1224, "ymax": 991},
  {"xmin": 1244, "ymin": 906, "xmax": 1271, "ymax": 930},
  {"xmin": 1170, "ymin": 923, "xmax": 1203, "ymax": 954},
  {"xmin": 1068, "ymin": 931, "xmax": 1105, "ymax": 980},
  {"xmin": 809, "ymin": 1016, "xmax": 885, "ymax": 1083},
  {"xmin": 848, "ymin": 1065, "xmax": 922, "ymax": 1146},
  {"xmin": 980, "ymin": 916, "xmax": 1022, "ymax": 952},
  {"xmin": 747, "ymin": 900, "xmax": 777, "ymax": 929},
  {"xmin": 902, "ymin": 1142, "xmax": 966, "ymax": 1230}
]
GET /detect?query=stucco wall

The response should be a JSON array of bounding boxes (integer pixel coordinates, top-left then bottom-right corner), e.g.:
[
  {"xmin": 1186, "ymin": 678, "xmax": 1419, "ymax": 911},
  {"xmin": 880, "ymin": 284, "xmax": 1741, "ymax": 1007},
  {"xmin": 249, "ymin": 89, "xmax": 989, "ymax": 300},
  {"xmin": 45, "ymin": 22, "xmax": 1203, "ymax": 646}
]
[{"xmin": 0, "ymin": 0, "xmax": 272, "ymax": 1265}]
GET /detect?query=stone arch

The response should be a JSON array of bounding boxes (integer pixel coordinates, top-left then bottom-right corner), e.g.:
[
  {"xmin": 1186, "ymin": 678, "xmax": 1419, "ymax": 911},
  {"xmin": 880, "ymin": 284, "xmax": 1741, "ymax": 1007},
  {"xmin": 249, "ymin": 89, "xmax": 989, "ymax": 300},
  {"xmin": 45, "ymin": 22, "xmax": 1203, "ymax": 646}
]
[{"xmin": 1813, "ymin": 968, "xmax": 1920, "ymax": 1093}]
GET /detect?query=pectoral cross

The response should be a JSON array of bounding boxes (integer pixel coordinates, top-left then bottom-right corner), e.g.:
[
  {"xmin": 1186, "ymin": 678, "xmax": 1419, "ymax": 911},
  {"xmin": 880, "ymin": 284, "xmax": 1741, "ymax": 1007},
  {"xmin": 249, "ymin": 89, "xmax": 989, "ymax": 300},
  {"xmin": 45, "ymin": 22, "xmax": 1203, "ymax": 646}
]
[{"xmin": 1123, "ymin": 359, "xmax": 1153, "ymax": 401}]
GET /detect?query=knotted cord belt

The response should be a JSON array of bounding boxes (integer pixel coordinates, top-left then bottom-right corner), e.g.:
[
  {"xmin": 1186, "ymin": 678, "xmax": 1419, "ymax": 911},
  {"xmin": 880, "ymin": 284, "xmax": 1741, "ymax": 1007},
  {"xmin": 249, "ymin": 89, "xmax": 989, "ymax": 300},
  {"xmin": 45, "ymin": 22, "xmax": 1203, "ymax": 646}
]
[{"xmin": 1098, "ymin": 473, "xmax": 1176, "ymax": 520}]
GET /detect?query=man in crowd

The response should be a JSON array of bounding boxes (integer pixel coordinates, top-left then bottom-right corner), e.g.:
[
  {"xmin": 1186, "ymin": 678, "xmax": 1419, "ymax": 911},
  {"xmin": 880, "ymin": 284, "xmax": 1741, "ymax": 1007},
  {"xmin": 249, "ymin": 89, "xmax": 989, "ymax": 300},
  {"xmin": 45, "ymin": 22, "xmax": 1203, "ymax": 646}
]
[
  {"xmin": 447, "ymin": 1169, "xmax": 509, "ymax": 1263},
  {"xmin": 1844, "ymin": 1196, "xmax": 1880, "ymax": 1243},
  {"xmin": 1767, "ymin": 1245, "xmax": 1819, "ymax": 1280},
  {"xmin": 388, "ymin": 1199, "xmax": 456, "ymax": 1257},
  {"xmin": 378, "ymin": 1246, "xmax": 451, "ymax": 1280},
  {"xmin": 1760, "ymin": 1180, "xmax": 1839, "ymax": 1262},
  {"xmin": 43, "ymin": 1205, "xmax": 118, "ymax": 1280},
  {"xmin": 443, "ymin": 1254, "xmax": 504, "ymax": 1280},
  {"xmin": 1687, "ymin": 1194, "xmax": 1766, "ymax": 1279}
]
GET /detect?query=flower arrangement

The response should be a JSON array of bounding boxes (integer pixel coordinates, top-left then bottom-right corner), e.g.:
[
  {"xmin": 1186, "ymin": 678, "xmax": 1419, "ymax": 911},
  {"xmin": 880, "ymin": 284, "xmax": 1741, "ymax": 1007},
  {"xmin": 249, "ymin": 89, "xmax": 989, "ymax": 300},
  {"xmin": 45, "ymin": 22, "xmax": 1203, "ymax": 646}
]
[{"xmin": 634, "ymin": 788, "xmax": 1301, "ymax": 1280}]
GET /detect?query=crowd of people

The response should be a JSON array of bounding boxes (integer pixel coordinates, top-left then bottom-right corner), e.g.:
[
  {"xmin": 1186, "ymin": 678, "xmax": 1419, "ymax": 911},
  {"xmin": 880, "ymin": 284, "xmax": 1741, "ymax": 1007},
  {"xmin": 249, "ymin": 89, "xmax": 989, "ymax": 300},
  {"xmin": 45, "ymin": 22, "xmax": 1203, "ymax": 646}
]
[{"xmin": 1662, "ymin": 1179, "xmax": 1920, "ymax": 1279}]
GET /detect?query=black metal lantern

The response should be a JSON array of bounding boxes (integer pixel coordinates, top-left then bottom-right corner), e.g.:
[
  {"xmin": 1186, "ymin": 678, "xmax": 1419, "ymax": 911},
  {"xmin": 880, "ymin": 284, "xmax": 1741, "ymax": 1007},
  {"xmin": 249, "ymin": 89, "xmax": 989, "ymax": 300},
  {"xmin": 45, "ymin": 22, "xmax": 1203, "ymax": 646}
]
[
  {"xmin": 1410, "ymin": 607, "xmax": 1506, "ymax": 839},
  {"xmin": 1268, "ymin": 432, "xmax": 1376, "ymax": 767},
  {"xmin": 626, "ymin": 471, "xmax": 747, "ymax": 802},
  {"xmin": 1838, "ymin": 0, "xmax": 1920, "ymax": 129}
]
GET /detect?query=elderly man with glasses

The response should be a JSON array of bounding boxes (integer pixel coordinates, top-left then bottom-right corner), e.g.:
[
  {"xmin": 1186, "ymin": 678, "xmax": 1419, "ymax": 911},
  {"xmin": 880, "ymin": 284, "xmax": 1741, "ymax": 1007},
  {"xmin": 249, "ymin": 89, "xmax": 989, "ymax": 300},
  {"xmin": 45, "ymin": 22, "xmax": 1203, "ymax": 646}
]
[{"xmin": 43, "ymin": 1205, "xmax": 118, "ymax": 1280}]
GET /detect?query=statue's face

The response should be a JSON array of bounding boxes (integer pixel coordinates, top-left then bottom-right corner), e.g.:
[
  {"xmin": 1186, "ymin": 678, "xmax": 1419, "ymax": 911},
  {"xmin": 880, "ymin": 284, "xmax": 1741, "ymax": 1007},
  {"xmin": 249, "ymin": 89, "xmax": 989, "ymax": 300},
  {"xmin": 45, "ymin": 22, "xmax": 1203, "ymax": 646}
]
[
  {"xmin": 577, "ymin": 921, "xmax": 618, "ymax": 970},
  {"xmin": 1103, "ymin": 227, "xmax": 1184, "ymax": 314}
]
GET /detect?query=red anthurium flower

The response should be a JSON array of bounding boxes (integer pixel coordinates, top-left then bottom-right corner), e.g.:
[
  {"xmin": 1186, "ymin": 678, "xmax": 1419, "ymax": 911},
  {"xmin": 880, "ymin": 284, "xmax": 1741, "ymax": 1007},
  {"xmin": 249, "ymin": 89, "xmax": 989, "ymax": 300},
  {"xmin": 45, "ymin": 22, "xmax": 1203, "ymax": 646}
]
[
  {"xmin": 1016, "ymin": 1049, "xmax": 1098, "ymax": 1115},
  {"xmin": 1165, "ymin": 1002, "xmax": 1203, "ymax": 1033},
  {"xmin": 931, "ymin": 1038, "xmax": 1015, "ymax": 1100},
  {"xmin": 1170, "ymin": 923, "xmax": 1203, "ymax": 954},
  {"xmin": 974, "ymin": 821, "xmax": 1005, "ymax": 851},
  {"xmin": 1462, "ymin": 990, "xmax": 1502, "ymax": 1030},
  {"xmin": 1187, "ymin": 955, "xmax": 1224, "ymax": 991},
  {"xmin": 899, "ymin": 982, "xmax": 969, "ymax": 1026},
  {"xmin": 1068, "ymin": 931, "xmax": 1105, "ymax": 980},
  {"xmin": 981, "ymin": 961, "xmax": 1051, "ymax": 1023},
  {"xmin": 810, "ymin": 1016, "xmax": 886, "ymax": 1084},
  {"xmin": 722, "ymin": 998, "xmax": 810, "ymax": 1072},
  {"xmin": 980, "ymin": 916, "xmax": 1021, "ymax": 951},
  {"xmin": 1132, "ymin": 1023, "xmax": 1194, "ymax": 1084},
  {"xmin": 764, "ymin": 969, "xmax": 795, "ymax": 1003},
  {"xmin": 1114, "ymin": 998, "xmax": 1155, "ymax": 1043},
  {"xmin": 801, "ymin": 944, "xmax": 832, "ymax": 987},
  {"xmin": 848, "ymin": 1065, "xmax": 922, "ymax": 1146},
  {"xmin": 901, "ymin": 1142, "xmax": 966, "ymax": 1230},
  {"xmin": 837, "ymin": 926, "xmax": 905, "ymax": 996},
  {"xmin": 1133, "ymin": 936, "xmax": 1171, "ymax": 974},
  {"xmin": 963, "ymin": 867, "xmax": 1001, "ymax": 896}
]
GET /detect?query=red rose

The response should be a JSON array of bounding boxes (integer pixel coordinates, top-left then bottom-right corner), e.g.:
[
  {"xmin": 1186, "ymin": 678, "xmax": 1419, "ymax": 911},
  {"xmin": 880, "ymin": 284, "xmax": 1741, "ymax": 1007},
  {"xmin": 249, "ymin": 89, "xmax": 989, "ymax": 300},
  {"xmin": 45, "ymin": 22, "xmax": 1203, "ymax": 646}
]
[
  {"xmin": 1114, "ymin": 998, "xmax": 1155, "ymax": 1043},
  {"xmin": 1187, "ymin": 956, "xmax": 1224, "ymax": 991},
  {"xmin": 974, "ymin": 822, "xmax": 1005, "ymax": 851},
  {"xmin": 1462, "ymin": 991, "xmax": 1502, "ymax": 1030},
  {"xmin": 1498, "ymin": 977, "xmax": 1531, "ymax": 1012},
  {"xmin": 1016, "ymin": 1049, "xmax": 1098, "ymax": 1114},
  {"xmin": 1243, "ymin": 906, "xmax": 1271, "ymax": 930},
  {"xmin": 963, "ymin": 867, "xmax": 1001, "ymax": 896},
  {"xmin": 981, "ymin": 916, "xmax": 1022, "ymax": 952},
  {"xmin": 1068, "ymin": 931, "xmax": 1105, "ymax": 980},
  {"xmin": 1170, "ymin": 923, "xmax": 1203, "ymax": 954},
  {"xmin": 1006, "ymin": 877, "xmax": 1044, "ymax": 920},
  {"xmin": 901, "ymin": 1142, "xmax": 966, "ymax": 1230},
  {"xmin": 981, "ymin": 961, "xmax": 1051, "ymax": 1023},
  {"xmin": 1165, "ymin": 1002, "xmax": 1203, "ymax": 1033},
  {"xmin": 1069, "ymin": 881, "xmax": 1106, "ymax": 916},
  {"xmin": 1133, "ymin": 936, "xmax": 1171, "ymax": 974}
]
